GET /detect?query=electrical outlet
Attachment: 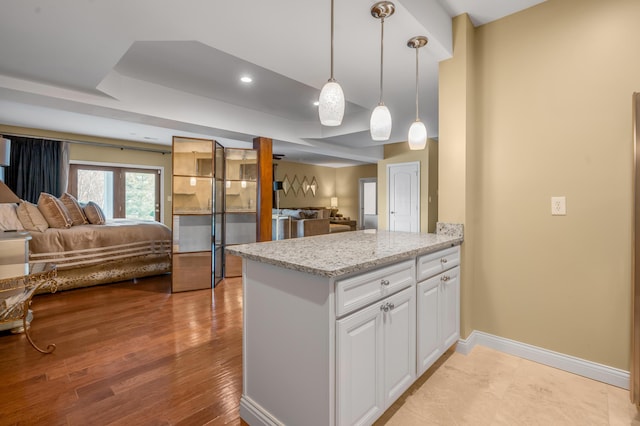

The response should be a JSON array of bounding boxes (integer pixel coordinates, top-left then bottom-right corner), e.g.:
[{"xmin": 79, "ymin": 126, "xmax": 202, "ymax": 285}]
[{"xmin": 551, "ymin": 196, "xmax": 566, "ymax": 216}]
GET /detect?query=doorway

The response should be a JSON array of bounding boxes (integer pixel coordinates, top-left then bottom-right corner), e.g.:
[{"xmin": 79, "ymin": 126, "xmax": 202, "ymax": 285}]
[
  {"xmin": 359, "ymin": 178, "xmax": 378, "ymax": 230},
  {"xmin": 387, "ymin": 162, "xmax": 420, "ymax": 232}
]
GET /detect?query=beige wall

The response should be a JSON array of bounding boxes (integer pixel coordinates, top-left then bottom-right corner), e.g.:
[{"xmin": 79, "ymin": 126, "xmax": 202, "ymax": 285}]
[
  {"xmin": 0, "ymin": 125, "xmax": 173, "ymax": 227},
  {"xmin": 335, "ymin": 164, "xmax": 378, "ymax": 222},
  {"xmin": 377, "ymin": 140, "xmax": 438, "ymax": 233},
  {"xmin": 440, "ymin": 0, "xmax": 638, "ymax": 370},
  {"xmin": 274, "ymin": 160, "xmax": 377, "ymax": 225}
]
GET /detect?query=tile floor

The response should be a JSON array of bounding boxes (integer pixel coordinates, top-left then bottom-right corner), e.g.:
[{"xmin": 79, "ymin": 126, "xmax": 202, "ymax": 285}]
[{"xmin": 383, "ymin": 346, "xmax": 640, "ymax": 426}]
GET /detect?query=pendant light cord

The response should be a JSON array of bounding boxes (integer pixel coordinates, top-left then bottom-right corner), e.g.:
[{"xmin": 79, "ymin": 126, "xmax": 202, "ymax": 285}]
[
  {"xmin": 379, "ymin": 17, "xmax": 385, "ymax": 105},
  {"xmin": 330, "ymin": 0, "xmax": 335, "ymax": 81},
  {"xmin": 415, "ymin": 47, "xmax": 420, "ymax": 121}
]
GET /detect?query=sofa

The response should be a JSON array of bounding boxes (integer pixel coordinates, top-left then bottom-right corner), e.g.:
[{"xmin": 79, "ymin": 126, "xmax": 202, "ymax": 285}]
[
  {"xmin": 272, "ymin": 207, "xmax": 353, "ymax": 239},
  {"xmin": 272, "ymin": 208, "xmax": 329, "ymax": 239}
]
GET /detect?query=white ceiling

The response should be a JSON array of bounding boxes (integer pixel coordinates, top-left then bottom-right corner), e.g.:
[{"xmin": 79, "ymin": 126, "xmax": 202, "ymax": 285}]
[{"xmin": 0, "ymin": 0, "xmax": 546, "ymax": 167}]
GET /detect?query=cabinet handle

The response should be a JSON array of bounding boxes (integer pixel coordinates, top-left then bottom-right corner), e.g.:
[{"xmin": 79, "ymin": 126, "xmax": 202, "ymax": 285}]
[
  {"xmin": 440, "ymin": 258, "xmax": 448, "ymax": 264},
  {"xmin": 441, "ymin": 275, "xmax": 450, "ymax": 282},
  {"xmin": 380, "ymin": 279, "xmax": 390, "ymax": 286},
  {"xmin": 380, "ymin": 302, "xmax": 395, "ymax": 312}
]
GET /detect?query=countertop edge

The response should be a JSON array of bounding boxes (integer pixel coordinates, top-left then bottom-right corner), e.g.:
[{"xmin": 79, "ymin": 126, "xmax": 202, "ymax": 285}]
[{"xmin": 227, "ymin": 235, "xmax": 463, "ymax": 278}]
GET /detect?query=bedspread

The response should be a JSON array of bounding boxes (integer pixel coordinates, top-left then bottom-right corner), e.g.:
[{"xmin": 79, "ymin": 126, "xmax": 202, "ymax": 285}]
[{"xmin": 29, "ymin": 219, "xmax": 171, "ymax": 271}]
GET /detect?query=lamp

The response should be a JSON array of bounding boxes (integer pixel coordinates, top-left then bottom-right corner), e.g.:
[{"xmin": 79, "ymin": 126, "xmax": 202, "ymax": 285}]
[
  {"xmin": 318, "ymin": 0, "xmax": 345, "ymax": 126},
  {"xmin": 330, "ymin": 197, "xmax": 338, "ymax": 208},
  {"xmin": 370, "ymin": 1, "xmax": 395, "ymax": 141},
  {"xmin": 407, "ymin": 36, "xmax": 428, "ymax": 150},
  {"xmin": 0, "ymin": 137, "xmax": 10, "ymax": 167},
  {"xmin": 0, "ymin": 181, "xmax": 20, "ymax": 203}
]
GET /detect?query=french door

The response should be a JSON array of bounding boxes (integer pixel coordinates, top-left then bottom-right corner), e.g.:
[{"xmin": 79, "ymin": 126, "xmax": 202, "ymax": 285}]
[{"xmin": 68, "ymin": 163, "xmax": 161, "ymax": 221}]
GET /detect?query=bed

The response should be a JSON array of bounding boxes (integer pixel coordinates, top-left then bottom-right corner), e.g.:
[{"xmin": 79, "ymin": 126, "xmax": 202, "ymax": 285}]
[
  {"xmin": 0, "ymin": 196, "xmax": 171, "ymax": 294},
  {"xmin": 29, "ymin": 219, "xmax": 171, "ymax": 293}
]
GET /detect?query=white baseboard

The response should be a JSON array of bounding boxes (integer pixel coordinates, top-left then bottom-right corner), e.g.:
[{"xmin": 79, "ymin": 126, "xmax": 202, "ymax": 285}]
[
  {"xmin": 456, "ymin": 330, "xmax": 630, "ymax": 390},
  {"xmin": 240, "ymin": 396, "xmax": 282, "ymax": 426}
]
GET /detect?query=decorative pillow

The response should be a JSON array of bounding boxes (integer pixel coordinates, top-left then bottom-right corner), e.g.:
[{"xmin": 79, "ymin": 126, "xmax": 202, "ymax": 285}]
[
  {"xmin": 83, "ymin": 201, "xmax": 106, "ymax": 225},
  {"xmin": 38, "ymin": 193, "xmax": 73, "ymax": 229},
  {"xmin": 59, "ymin": 192, "xmax": 88, "ymax": 226},
  {"xmin": 0, "ymin": 203, "xmax": 25, "ymax": 231},
  {"xmin": 16, "ymin": 200, "xmax": 49, "ymax": 232}
]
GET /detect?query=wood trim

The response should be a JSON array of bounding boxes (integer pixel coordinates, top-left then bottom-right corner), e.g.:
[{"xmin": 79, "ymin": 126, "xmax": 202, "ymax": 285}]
[
  {"xmin": 253, "ymin": 137, "xmax": 273, "ymax": 242},
  {"xmin": 632, "ymin": 93, "xmax": 640, "ymax": 404}
]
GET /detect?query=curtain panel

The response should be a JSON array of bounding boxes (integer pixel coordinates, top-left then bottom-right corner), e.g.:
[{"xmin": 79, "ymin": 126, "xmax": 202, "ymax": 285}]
[{"xmin": 5, "ymin": 137, "xmax": 68, "ymax": 203}]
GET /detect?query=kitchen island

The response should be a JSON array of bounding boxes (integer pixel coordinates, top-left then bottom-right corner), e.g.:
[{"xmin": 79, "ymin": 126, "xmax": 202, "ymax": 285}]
[{"xmin": 227, "ymin": 225, "xmax": 463, "ymax": 426}]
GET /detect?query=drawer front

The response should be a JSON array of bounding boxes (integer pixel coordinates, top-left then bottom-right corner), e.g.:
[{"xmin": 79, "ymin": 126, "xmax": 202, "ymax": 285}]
[
  {"xmin": 336, "ymin": 260, "xmax": 415, "ymax": 317},
  {"xmin": 416, "ymin": 246, "xmax": 460, "ymax": 282}
]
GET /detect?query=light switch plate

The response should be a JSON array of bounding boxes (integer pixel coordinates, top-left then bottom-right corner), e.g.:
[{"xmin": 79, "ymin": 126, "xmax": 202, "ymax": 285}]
[{"xmin": 551, "ymin": 196, "xmax": 566, "ymax": 216}]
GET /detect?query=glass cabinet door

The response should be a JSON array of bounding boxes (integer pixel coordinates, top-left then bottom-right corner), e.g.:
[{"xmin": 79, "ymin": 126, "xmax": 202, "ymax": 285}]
[
  {"xmin": 172, "ymin": 137, "xmax": 214, "ymax": 292},
  {"xmin": 213, "ymin": 141, "xmax": 225, "ymax": 286},
  {"xmin": 224, "ymin": 148, "xmax": 257, "ymax": 277}
]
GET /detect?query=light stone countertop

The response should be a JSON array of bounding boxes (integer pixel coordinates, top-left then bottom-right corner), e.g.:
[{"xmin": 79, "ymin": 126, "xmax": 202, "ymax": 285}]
[{"xmin": 226, "ymin": 229, "xmax": 463, "ymax": 278}]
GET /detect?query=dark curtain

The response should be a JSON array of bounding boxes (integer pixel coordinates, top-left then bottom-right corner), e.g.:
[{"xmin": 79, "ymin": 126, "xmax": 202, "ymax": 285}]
[{"xmin": 5, "ymin": 137, "xmax": 65, "ymax": 203}]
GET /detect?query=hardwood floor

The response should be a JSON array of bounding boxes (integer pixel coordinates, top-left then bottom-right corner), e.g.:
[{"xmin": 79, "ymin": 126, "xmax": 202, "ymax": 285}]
[
  {"xmin": 5, "ymin": 273, "xmax": 634, "ymax": 426},
  {"xmin": 0, "ymin": 274, "xmax": 245, "ymax": 425}
]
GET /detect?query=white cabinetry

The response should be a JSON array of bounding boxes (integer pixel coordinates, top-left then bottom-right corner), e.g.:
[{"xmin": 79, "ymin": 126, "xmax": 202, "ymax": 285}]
[
  {"xmin": 239, "ymin": 242, "xmax": 461, "ymax": 426},
  {"xmin": 337, "ymin": 286, "xmax": 415, "ymax": 425},
  {"xmin": 416, "ymin": 246, "xmax": 460, "ymax": 376}
]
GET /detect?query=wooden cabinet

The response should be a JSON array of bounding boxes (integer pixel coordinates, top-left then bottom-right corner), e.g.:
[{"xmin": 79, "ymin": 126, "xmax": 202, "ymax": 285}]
[{"xmin": 416, "ymin": 247, "xmax": 460, "ymax": 376}]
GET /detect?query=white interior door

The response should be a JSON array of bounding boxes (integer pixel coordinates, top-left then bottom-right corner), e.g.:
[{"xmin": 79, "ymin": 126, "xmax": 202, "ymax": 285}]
[{"xmin": 387, "ymin": 162, "xmax": 420, "ymax": 232}]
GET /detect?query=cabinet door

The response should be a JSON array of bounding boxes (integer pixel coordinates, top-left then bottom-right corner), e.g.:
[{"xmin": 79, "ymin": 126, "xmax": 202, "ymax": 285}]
[
  {"xmin": 383, "ymin": 287, "xmax": 416, "ymax": 406},
  {"xmin": 441, "ymin": 266, "xmax": 460, "ymax": 351},
  {"xmin": 337, "ymin": 302, "xmax": 384, "ymax": 426},
  {"xmin": 417, "ymin": 275, "xmax": 441, "ymax": 376}
]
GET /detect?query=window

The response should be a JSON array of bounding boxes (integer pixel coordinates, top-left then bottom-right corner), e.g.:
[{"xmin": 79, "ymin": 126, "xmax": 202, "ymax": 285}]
[{"xmin": 68, "ymin": 164, "xmax": 161, "ymax": 221}]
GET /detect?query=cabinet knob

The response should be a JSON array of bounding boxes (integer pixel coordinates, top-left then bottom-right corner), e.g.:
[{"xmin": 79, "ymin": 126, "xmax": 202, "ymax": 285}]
[
  {"xmin": 440, "ymin": 258, "xmax": 448, "ymax": 264},
  {"xmin": 380, "ymin": 279, "xmax": 390, "ymax": 286},
  {"xmin": 380, "ymin": 302, "xmax": 395, "ymax": 312},
  {"xmin": 441, "ymin": 275, "xmax": 450, "ymax": 282}
]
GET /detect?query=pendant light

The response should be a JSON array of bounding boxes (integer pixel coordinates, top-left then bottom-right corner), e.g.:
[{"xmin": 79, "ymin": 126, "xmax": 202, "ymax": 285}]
[
  {"xmin": 370, "ymin": 1, "xmax": 395, "ymax": 141},
  {"xmin": 319, "ymin": 0, "xmax": 345, "ymax": 126},
  {"xmin": 407, "ymin": 36, "xmax": 428, "ymax": 150}
]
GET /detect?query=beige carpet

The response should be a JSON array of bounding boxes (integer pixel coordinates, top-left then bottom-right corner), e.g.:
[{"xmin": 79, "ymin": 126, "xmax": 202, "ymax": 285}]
[{"xmin": 382, "ymin": 346, "xmax": 639, "ymax": 426}]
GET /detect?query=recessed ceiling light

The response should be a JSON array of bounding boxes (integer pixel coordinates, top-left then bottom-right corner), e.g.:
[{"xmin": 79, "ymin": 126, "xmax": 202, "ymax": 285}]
[
  {"xmin": 240, "ymin": 76, "xmax": 253, "ymax": 83},
  {"xmin": 313, "ymin": 101, "xmax": 320, "ymax": 106}
]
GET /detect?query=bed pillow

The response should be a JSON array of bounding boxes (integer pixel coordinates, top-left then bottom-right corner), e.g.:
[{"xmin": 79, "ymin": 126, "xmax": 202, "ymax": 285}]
[
  {"xmin": 59, "ymin": 192, "xmax": 88, "ymax": 225},
  {"xmin": 38, "ymin": 192, "xmax": 73, "ymax": 229},
  {"xmin": 16, "ymin": 200, "xmax": 49, "ymax": 232},
  {"xmin": 0, "ymin": 203, "xmax": 25, "ymax": 231},
  {"xmin": 83, "ymin": 201, "xmax": 106, "ymax": 225}
]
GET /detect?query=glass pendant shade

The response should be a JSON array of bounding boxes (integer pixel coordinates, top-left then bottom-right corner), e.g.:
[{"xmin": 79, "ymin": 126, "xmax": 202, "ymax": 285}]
[
  {"xmin": 319, "ymin": 80, "xmax": 345, "ymax": 126},
  {"xmin": 370, "ymin": 104, "xmax": 392, "ymax": 141},
  {"xmin": 408, "ymin": 120, "xmax": 427, "ymax": 150}
]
